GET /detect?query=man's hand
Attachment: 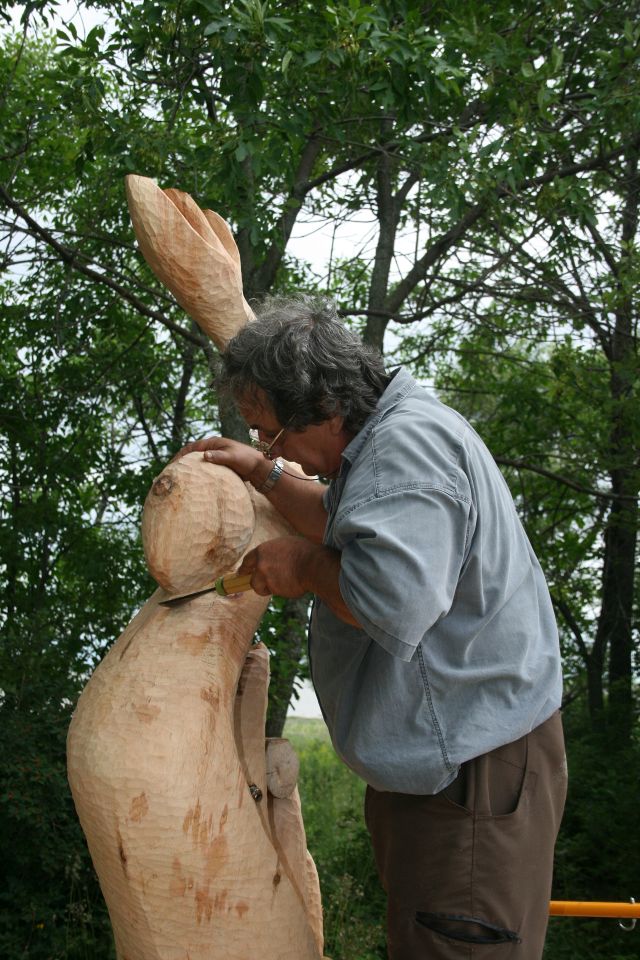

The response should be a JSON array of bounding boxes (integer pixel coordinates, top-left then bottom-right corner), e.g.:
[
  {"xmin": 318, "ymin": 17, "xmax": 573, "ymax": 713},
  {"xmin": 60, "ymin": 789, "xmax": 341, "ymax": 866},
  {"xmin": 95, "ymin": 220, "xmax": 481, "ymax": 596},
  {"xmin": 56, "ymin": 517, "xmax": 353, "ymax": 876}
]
[
  {"xmin": 172, "ymin": 436, "xmax": 270, "ymax": 487},
  {"xmin": 173, "ymin": 436, "xmax": 329, "ymax": 543},
  {"xmin": 236, "ymin": 537, "xmax": 314, "ymax": 598},
  {"xmin": 237, "ymin": 537, "xmax": 362, "ymax": 628}
]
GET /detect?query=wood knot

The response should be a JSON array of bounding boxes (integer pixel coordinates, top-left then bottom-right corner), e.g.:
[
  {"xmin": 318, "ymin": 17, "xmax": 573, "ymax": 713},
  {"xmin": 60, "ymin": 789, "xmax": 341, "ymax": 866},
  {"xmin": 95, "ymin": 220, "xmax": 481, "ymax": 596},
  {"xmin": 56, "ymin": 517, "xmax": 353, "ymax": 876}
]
[
  {"xmin": 118, "ymin": 840, "xmax": 128, "ymax": 874},
  {"xmin": 151, "ymin": 475, "xmax": 174, "ymax": 498}
]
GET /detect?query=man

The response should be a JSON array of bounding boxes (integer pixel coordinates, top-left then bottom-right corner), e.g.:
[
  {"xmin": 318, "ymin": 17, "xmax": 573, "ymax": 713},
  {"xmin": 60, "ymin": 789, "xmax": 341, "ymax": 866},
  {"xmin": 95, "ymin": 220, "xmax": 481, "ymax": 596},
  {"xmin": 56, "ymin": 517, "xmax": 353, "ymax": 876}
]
[{"xmin": 179, "ymin": 295, "xmax": 567, "ymax": 960}]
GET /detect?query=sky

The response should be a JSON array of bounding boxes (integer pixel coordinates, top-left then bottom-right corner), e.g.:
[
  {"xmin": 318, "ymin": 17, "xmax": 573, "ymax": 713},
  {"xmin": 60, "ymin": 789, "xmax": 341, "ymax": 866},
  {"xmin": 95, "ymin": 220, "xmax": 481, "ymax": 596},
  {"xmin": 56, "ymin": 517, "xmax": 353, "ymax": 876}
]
[{"xmin": 288, "ymin": 678, "xmax": 323, "ymax": 719}]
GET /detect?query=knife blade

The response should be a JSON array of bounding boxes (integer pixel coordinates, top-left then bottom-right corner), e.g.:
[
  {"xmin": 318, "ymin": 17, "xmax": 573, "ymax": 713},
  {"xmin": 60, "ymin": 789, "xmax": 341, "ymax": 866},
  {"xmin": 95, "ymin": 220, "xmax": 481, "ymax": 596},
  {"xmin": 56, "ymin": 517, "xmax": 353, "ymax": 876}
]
[{"xmin": 159, "ymin": 572, "xmax": 254, "ymax": 606}]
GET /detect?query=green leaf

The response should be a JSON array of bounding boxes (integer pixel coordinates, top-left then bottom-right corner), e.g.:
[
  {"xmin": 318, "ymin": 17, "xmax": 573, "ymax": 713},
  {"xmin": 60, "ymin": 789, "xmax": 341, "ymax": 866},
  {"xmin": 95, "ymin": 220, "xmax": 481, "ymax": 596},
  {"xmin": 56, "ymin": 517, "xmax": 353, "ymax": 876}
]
[
  {"xmin": 195, "ymin": 0, "xmax": 224, "ymax": 12},
  {"xmin": 234, "ymin": 141, "xmax": 249, "ymax": 161},
  {"xmin": 203, "ymin": 20, "xmax": 225, "ymax": 36},
  {"xmin": 551, "ymin": 45, "xmax": 564, "ymax": 73}
]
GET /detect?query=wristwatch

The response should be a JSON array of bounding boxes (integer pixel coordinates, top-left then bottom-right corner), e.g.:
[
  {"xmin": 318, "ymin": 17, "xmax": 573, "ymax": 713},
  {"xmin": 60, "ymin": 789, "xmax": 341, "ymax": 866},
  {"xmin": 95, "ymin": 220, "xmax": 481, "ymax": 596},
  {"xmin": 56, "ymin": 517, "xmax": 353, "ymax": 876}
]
[{"xmin": 258, "ymin": 457, "xmax": 283, "ymax": 493}]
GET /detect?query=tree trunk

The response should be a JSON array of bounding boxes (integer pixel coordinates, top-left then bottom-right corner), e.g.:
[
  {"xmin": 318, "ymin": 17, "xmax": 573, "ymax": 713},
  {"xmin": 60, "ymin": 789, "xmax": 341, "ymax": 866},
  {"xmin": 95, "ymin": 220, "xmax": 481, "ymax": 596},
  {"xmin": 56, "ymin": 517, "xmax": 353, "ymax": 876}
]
[
  {"xmin": 67, "ymin": 181, "xmax": 328, "ymax": 957},
  {"xmin": 363, "ymin": 119, "xmax": 397, "ymax": 353},
  {"xmin": 266, "ymin": 596, "xmax": 310, "ymax": 738},
  {"xmin": 68, "ymin": 457, "xmax": 325, "ymax": 959},
  {"xmin": 599, "ymin": 370, "xmax": 639, "ymax": 741},
  {"xmin": 598, "ymin": 144, "xmax": 639, "ymax": 743}
]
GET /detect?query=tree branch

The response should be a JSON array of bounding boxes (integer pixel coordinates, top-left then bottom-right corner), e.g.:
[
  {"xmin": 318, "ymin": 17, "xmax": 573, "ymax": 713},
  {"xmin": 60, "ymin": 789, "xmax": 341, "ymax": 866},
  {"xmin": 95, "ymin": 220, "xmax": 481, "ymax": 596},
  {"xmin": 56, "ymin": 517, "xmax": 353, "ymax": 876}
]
[
  {"xmin": 551, "ymin": 593, "xmax": 591, "ymax": 664},
  {"xmin": 0, "ymin": 185, "xmax": 207, "ymax": 349},
  {"xmin": 171, "ymin": 323, "xmax": 198, "ymax": 450},
  {"xmin": 132, "ymin": 394, "xmax": 161, "ymax": 462},
  {"xmin": 306, "ymin": 101, "xmax": 489, "ymax": 192},
  {"xmin": 385, "ymin": 134, "xmax": 640, "ymax": 315},
  {"xmin": 250, "ymin": 135, "xmax": 324, "ymax": 294},
  {"xmin": 495, "ymin": 456, "xmax": 632, "ymax": 502},
  {"xmin": 584, "ymin": 218, "xmax": 620, "ymax": 277}
]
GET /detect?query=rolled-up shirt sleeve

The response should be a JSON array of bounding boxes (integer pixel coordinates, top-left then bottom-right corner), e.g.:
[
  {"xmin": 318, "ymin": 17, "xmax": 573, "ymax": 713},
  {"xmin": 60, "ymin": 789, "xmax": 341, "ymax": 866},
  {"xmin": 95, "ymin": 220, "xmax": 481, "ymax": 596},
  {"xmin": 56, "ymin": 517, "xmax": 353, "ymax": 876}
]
[{"xmin": 335, "ymin": 487, "xmax": 472, "ymax": 661}]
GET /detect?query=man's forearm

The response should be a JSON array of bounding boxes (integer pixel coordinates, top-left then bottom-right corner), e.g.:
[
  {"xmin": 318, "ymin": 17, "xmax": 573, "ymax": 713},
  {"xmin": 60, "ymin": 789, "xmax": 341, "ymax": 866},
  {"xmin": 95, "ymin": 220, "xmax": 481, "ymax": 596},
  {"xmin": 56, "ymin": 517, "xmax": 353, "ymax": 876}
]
[{"xmin": 251, "ymin": 462, "xmax": 328, "ymax": 544}]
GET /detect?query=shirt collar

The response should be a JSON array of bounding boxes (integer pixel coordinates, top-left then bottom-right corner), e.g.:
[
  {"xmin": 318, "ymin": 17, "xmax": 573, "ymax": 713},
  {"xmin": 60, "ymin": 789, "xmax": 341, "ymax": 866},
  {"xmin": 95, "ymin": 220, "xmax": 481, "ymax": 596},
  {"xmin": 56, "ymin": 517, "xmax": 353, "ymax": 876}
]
[{"xmin": 340, "ymin": 366, "xmax": 417, "ymax": 467}]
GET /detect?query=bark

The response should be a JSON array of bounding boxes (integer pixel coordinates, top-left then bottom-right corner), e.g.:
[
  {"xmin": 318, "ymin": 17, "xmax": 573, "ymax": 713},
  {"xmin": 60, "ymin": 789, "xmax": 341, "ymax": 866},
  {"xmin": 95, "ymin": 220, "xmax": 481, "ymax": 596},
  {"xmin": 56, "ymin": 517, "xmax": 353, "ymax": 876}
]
[
  {"xmin": 250, "ymin": 137, "xmax": 323, "ymax": 297},
  {"xmin": 599, "ymin": 479, "xmax": 637, "ymax": 738},
  {"xmin": 553, "ymin": 594, "xmax": 604, "ymax": 714},
  {"xmin": 6, "ymin": 439, "xmax": 20, "ymax": 622},
  {"xmin": 596, "ymin": 143, "xmax": 639, "ymax": 742},
  {"xmin": 363, "ymin": 120, "xmax": 398, "ymax": 352},
  {"xmin": 236, "ymin": 152, "xmax": 258, "ymax": 290}
]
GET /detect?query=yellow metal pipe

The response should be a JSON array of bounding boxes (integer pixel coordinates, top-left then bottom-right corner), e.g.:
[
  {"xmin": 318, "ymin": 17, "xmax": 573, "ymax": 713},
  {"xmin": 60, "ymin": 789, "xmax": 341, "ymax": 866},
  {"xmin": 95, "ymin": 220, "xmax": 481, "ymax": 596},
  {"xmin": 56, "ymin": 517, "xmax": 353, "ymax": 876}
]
[{"xmin": 549, "ymin": 901, "xmax": 639, "ymax": 919}]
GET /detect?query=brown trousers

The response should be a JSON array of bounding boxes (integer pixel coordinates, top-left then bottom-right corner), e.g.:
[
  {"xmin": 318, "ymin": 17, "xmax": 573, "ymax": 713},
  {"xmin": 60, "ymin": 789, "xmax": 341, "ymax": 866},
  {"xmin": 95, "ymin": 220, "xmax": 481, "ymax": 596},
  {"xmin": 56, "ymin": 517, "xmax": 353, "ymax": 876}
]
[{"xmin": 365, "ymin": 712, "xmax": 567, "ymax": 960}]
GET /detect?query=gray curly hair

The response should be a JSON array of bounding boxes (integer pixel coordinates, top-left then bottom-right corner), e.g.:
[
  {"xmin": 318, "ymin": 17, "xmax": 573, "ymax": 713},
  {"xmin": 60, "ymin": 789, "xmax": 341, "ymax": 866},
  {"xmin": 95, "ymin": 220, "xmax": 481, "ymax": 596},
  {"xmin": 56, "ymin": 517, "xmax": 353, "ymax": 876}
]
[{"xmin": 218, "ymin": 295, "xmax": 388, "ymax": 433}]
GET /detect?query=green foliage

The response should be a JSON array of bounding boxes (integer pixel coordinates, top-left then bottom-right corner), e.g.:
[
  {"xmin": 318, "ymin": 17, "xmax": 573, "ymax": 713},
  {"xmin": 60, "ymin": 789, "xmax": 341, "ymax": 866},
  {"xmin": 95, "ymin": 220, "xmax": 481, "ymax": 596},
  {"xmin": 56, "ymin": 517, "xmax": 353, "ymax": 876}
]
[
  {"xmin": 0, "ymin": 284, "xmax": 155, "ymax": 957},
  {"xmin": 255, "ymin": 595, "xmax": 311, "ymax": 735},
  {"xmin": 0, "ymin": 17, "xmax": 217, "ymax": 956},
  {"xmin": 0, "ymin": 689, "xmax": 114, "ymax": 959},
  {"xmin": 544, "ymin": 703, "xmax": 640, "ymax": 960}
]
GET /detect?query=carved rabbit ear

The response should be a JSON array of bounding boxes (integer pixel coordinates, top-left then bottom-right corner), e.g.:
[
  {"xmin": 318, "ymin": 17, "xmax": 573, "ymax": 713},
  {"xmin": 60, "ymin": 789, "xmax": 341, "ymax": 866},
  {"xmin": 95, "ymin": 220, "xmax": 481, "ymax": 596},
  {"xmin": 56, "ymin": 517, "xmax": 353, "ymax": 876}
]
[
  {"xmin": 202, "ymin": 208, "xmax": 243, "ymax": 273},
  {"xmin": 125, "ymin": 174, "xmax": 253, "ymax": 349},
  {"xmin": 163, "ymin": 187, "xmax": 220, "ymax": 248}
]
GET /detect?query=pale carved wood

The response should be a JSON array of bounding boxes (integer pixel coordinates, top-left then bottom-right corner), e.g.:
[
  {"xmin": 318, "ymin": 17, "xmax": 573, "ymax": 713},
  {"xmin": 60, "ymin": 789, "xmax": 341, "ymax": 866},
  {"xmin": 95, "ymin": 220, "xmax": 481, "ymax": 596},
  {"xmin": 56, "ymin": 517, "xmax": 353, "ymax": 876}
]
[
  {"xmin": 67, "ymin": 177, "xmax": 326, "ymax": 959},
  {"xmin": 265, "ymin": 739, "xmax": 300, "ymax": 799},
  {"xmin": 124, "ymin": 176, "xmax": 253, "ymax": 348}
]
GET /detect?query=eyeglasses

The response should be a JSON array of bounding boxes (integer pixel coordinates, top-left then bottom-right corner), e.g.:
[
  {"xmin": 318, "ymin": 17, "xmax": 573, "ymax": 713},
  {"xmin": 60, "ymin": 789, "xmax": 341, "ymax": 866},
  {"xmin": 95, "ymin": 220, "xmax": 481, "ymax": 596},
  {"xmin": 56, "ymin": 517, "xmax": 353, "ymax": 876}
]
[{"xmin": 249, "ymin": 416, "xmax": 294, "ymax": 460}]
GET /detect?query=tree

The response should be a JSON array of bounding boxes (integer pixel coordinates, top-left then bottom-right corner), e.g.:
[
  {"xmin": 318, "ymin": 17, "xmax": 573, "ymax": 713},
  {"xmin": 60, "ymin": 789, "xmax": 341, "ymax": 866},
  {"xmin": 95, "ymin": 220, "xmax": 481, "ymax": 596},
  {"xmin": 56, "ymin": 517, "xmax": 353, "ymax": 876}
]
[{"xmin": 1, "ymin": 1, "xmax": 638, "ymax": 955}]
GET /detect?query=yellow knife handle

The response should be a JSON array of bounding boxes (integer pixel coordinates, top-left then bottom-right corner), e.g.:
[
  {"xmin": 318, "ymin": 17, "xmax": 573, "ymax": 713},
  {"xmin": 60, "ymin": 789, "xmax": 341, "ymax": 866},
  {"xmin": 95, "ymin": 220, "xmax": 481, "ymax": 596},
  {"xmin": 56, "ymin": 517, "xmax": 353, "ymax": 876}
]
[{"xmin": 215, "ymin": 573, "xmax": 254, "ymax": 596}]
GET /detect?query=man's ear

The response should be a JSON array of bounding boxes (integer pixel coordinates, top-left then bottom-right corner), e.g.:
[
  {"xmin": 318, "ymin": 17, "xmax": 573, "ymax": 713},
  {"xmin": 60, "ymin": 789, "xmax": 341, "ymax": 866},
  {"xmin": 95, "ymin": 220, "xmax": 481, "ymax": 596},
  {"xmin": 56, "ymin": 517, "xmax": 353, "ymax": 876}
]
[{"xmin": 327, "ymin": 414, "xmax": 345, "ymax": 435}]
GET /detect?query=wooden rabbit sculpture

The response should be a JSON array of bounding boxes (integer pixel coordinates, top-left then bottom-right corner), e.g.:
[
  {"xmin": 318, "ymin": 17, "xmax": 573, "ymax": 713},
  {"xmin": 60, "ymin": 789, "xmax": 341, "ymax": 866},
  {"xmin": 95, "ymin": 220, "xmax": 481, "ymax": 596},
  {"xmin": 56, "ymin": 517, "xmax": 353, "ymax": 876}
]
[{"xmin": 67, "ymin": 177, "xmax": 326, "ymax": 960}]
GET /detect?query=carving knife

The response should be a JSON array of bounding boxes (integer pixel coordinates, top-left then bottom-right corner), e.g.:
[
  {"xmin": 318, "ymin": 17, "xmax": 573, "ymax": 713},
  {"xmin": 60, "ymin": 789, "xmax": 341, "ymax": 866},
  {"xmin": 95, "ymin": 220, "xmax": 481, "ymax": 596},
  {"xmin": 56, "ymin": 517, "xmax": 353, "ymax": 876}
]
[{"xmin": 159, "ymin": 572, "xmax": 254, "ymax": 606}]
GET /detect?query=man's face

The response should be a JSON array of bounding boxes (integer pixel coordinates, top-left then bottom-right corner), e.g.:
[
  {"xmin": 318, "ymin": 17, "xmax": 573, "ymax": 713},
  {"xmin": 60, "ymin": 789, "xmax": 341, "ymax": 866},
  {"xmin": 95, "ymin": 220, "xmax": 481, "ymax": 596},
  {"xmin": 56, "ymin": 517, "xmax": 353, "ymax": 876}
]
[{"xmin": 237, "ymin": 388, "xmax": 351, "ymax": 479}]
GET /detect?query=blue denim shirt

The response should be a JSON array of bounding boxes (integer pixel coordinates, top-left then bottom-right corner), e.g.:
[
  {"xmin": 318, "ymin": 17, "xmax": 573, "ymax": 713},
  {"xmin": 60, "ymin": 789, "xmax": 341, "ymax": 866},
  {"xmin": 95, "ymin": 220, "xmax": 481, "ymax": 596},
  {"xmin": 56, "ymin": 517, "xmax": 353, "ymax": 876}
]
[{"xmin": 309, "ymin": 367, "xmax": 562, "ymax": 794}]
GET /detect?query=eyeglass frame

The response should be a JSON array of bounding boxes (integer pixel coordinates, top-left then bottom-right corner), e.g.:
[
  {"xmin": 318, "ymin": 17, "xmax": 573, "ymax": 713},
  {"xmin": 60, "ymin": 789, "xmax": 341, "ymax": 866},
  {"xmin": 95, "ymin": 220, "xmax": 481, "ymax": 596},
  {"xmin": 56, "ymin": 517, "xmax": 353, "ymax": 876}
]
[{"xmin": 249, "ymin": 415, "xmax": 295, "ymax": 460}]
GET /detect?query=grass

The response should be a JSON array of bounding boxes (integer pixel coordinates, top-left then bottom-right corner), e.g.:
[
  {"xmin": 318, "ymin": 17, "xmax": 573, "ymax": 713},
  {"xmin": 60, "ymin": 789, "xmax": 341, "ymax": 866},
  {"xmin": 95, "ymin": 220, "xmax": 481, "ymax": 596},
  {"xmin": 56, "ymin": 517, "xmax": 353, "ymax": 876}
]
[
  {"xmin": 283, "ymin": 718, "xmax": 387, "ymax": 960},
  {"xmin": 283, "ymin": 716, "xmax": 333, "ymax": 748}
]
